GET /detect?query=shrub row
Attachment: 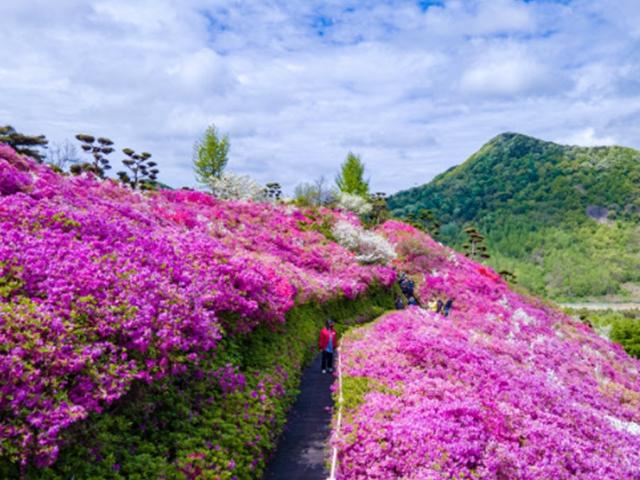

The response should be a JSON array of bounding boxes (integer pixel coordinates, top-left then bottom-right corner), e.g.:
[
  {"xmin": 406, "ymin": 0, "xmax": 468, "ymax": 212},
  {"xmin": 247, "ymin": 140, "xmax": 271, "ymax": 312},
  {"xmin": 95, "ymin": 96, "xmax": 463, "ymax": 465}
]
[{"xmin": 2, "ymin": 285, "xmax": 394, "ymax": 479}]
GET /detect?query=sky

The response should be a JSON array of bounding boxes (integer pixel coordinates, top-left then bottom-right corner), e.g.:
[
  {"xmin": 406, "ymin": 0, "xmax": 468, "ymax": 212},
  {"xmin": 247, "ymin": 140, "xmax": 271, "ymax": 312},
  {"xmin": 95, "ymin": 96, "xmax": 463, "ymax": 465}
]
[{"xmin": 1, "ymin": 0, "xmax": 640, "ymax": 194}]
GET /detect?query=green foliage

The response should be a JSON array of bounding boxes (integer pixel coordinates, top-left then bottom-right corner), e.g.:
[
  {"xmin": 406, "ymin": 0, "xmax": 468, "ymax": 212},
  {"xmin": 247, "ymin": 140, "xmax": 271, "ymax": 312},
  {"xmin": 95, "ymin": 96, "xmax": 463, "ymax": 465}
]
[
  {"xmin": 363, "ymin": 192, "xmax": 391, "ymax": 227},
  {"xmin": 406, "ymin": 209, "xmax": 441, "ymax": 237},
  {"xmin": 389, "ymin": 132, "xmax": 640, "ymax": 300},
  {"xmin": 461, "ymin": 226, "xmax": 490, "ymax": 260},
  {"xmin": 264, "ymin": 182, "xmax": 282, "ymax": 201},
  {"xmin": 572, "ymin": 309, "xmax": 640, "ymax": 358},
  {"xmin": 2, "ymin": 285, "xmax": 395, "ymax": 479},
  {"xmin": 0, "ymin": 125, "xmax": 48, "ymax": 163},
  {"xmin": 193, "ymin": 125, "xmax": 229, "ymax": 184},
  {"xmin": 296, "ymin": 207, "xmax": 338, "ymax": 242},
  {"xmin": 336, "ymin": 152, "xmax": 369, "ymax": 197},
  {"xmin": 73, "ymin": 134, "xmax": 114, "ymax": 178},
  {"xmin": 117, "ymin": 149, "xmax": 159, "ymax": 190}
]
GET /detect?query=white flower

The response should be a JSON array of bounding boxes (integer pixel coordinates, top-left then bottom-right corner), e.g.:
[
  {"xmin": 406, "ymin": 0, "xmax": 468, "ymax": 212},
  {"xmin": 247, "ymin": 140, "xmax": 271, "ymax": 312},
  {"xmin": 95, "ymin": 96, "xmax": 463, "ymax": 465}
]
[
  {"xmin": 336, "ymin": 192, "xmax": 373, "ymax": 216},
  {"xmin": 208, "ymin": 172, "xmax": 269, "ymax": 202},
  {"xmin": 331, "ymin": 220, "xmax": 396, "ymax": 265}
]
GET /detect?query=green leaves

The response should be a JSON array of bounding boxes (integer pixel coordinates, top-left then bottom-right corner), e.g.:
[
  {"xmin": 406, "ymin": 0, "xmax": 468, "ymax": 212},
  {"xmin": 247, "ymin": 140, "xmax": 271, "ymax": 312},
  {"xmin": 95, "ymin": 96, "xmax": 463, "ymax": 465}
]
[
  {"xmin": 193, "ymin": 125, "xmax": 230, "ymax": 185},
  {"xmin": 388, "ymin": 132, "xmax": 640, "ymax": 299},
  {"xmin": 336, "ymin": 152, "xmax": 369, "ymax": 197}
]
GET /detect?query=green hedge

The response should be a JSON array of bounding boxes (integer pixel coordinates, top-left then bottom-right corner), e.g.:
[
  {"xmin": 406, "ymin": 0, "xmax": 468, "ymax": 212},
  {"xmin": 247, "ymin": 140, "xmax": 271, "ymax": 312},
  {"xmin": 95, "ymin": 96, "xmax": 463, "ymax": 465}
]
[{"xmin": 2, "ymin": 285, "xmax": 395, "ymax": 479}]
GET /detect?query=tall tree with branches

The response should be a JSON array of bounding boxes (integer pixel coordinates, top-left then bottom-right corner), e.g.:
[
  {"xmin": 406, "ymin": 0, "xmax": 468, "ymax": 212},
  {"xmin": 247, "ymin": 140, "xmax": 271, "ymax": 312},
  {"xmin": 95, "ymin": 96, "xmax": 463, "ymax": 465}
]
[
  {"xmin": 47, "ymin": 139, "xmax": 80, "ymax": 171},
  {"xmin": 193, "ymin": 125, "xmax": 229, "ymax": 185},
  {"xmin": 336, "ymin": 152, "xmax": 369, "ymax": 197}
]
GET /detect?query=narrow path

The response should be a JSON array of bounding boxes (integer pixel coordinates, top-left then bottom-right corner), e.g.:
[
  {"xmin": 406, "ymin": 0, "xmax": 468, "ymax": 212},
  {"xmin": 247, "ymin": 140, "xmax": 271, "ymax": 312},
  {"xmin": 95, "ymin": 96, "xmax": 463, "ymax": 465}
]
[{"xmin": 264, "ymin": 353, "xmax": 333, "ymax": 480}]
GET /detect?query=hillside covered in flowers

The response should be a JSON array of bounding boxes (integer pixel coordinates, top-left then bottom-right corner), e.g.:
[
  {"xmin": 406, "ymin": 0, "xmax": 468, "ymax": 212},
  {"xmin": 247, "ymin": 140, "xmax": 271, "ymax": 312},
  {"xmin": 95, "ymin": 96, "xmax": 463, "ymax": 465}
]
[
  {"xmin": 333, "ymin": 221, "xmax": 640, "ymax": 479},
  {"xmin": 0, "ymin": 144, "xmax": 396, "ymax": 478},
  {"xmin": 3, "ymin": 142, "xmax": 640, "ymax": 479}
]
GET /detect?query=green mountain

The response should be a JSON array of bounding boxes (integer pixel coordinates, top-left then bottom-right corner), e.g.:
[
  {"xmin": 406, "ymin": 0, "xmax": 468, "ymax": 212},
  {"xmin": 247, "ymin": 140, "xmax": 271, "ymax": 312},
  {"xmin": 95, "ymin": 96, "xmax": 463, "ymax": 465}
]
[{"xmin": 388, "ymin": 132, "xmax": 640, "ymax": 300}]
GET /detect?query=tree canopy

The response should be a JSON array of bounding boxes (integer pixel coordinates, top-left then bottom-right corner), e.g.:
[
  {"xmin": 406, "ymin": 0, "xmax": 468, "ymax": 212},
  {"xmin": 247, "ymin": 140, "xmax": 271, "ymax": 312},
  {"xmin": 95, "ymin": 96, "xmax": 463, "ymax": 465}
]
[
  {"xmin": 193, "ymin": 125, "xmax": 229, "ymax": 185},
  {"xmin": 336, "ymin": 152, "xmax": 369, "ymax": 197},
  {"xmin": 0, "ymin": 125, "xmax": 48, "ymax": 162},
  {"xmin": 388, "ymin": 132, "xmax": 640, "ymax": 300}
]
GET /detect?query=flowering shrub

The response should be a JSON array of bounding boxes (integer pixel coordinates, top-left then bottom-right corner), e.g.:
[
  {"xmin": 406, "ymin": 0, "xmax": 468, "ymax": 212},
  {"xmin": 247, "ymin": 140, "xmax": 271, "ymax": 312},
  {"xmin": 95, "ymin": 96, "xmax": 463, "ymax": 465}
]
[
  {"xmin": 8, "ymin": 287, "xmax": 395, "ymax": 479},
  {"xmin": 336, "ymin": 192, "xmax": 372, "ymax": 216},
  {"xmin": 0, "ymin": 145, "xmax": 394, "ymax": 470},
  {"xmin": 207, "ymin": 171, "xmax": 268, "ymax": 202},
  {"xmin": 333, "ymin": 221, "xmax": 640, "ymax": 479},
  {"xmin": 332, "ymin": 220, "xmax": 397, "ymax": 265}
]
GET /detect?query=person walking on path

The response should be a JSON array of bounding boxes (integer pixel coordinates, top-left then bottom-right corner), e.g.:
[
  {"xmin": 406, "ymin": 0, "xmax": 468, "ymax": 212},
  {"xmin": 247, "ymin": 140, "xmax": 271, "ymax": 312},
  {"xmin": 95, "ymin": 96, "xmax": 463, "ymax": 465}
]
[
  {"xmin": 395, "ymin": 295, "xmax": 405, "ymax": 309},
  {"xmin": 318, "ymin": 319, "xmax": 338, "ymax": 373}
]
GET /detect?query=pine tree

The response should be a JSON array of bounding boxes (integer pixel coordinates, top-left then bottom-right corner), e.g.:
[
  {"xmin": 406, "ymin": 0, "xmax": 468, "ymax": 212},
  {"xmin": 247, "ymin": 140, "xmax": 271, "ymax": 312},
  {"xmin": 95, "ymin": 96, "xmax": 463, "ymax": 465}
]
[
  {"xmin": 72, "ymin": 134, "xmax": 114, "ymax": 178},
  {"xmin": 366, "ymin": 192, "xmax": 390, "ymax": 226},
  {"xmin": 462, "ymin": 227, "xmax": 490, "ymax": 260},
  {"xmin": 265, "ymin": 182, "xmax": 282, "ymax": 201},
  {"xmin": 0, "ymin": 125, "xmax": 48, "ymax": 162},
  {"xmin": 335, "ymin": 152, "xmax": 369, "ymax": 197},
  {"xmin": 407, "ymin": 209, "xmax": 441, "ymax": 236},
  {"xmin": 117, "ymin": 148, "xmax": 159, "ymax": 190},
  {"xmin": 193, "ymin": 125, "xmax": 229, "ymax": 185}
]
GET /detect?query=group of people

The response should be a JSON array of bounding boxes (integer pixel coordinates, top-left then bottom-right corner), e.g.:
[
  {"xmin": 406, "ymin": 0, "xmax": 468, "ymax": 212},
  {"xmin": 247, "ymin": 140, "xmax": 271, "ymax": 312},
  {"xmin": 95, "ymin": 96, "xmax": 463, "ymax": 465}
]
[
  {"xmin": 317, "ymin": 272, "xmax": 455, "ymax": 375},
  {"xmin": 428, "ymin": 296, "xmax": 454, "ymax": 317},
  {"xmin": 395, "ymin": 272, "xmax": 454, "ymax": 316},
  {"xmin": 395, "ymin": 272, "xmax": 419, "ymax": 309}
]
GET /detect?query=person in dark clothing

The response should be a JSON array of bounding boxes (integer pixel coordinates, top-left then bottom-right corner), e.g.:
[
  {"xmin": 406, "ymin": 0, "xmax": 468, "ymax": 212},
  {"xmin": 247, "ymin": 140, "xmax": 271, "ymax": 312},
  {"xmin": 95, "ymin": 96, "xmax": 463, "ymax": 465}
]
[
  {"xmin": 395, "ymin": 296, "xmax": 405, "ymax": 309},
  {"xmin": 443, "ymin": 298, "xmax": 453, "ymax": 317},
  {"xmin": 436, "ymin": 298, "xmax": 444, "ymax": 314},
  {"xmin": 318, "ymin": 319, "xmax": 338, "ymax": 373},
  {"xmin": 401, "ymin": 279, "xmax": 415, "ymax": 298},
  {"xmin": 407, "ymin": 296, "xmax": 419, "ymax": 306}
]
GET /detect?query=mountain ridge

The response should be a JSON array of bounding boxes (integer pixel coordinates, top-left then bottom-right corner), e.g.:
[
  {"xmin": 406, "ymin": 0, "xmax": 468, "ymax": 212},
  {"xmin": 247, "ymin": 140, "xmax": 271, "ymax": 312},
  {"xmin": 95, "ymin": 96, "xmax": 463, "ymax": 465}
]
[{"xmin": 388, "ymin": 132, "xmax": 640, "ymax": 300}]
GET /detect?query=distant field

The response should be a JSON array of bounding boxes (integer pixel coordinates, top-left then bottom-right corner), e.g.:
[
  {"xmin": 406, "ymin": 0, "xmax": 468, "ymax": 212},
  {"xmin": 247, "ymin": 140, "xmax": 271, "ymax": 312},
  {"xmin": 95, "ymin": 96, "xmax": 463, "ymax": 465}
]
[{"xmin": 560, "ymin": 302, "xmax": 640, "ymax": 311}]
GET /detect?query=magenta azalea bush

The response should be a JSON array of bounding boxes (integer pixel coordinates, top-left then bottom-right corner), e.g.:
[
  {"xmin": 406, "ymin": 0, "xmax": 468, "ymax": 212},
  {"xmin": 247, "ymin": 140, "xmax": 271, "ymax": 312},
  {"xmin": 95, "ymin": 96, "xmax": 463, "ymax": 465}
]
[
  {"xmin": 0, "ymin": 144, "xmax": 394, "ymax": 469},
  {"xmin": 333, "ymin": 221, "xmax": 640, "ymax": 479}
]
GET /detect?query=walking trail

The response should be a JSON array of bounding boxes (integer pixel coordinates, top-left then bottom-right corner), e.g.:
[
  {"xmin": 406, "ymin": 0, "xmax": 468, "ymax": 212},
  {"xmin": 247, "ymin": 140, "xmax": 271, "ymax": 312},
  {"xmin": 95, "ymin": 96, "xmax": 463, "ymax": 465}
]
[{"xmin": 264, "ymin": 353, "xmax": 334, "ymax": 480}]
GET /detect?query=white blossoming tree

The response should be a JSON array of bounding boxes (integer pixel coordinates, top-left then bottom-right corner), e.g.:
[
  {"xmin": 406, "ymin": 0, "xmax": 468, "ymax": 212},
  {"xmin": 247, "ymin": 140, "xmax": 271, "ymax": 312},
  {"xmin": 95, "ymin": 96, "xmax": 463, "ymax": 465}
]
[
  {"xmin": 208, "ymin": 172, "xmax": 269, "ymax": 202},
  {"xmin": 332, "ymin": 220, "xmax": 397, "ymax": 265},
  {"xmin": 336, "ymin": 192, "xmax": 373, "ymax": 216}
]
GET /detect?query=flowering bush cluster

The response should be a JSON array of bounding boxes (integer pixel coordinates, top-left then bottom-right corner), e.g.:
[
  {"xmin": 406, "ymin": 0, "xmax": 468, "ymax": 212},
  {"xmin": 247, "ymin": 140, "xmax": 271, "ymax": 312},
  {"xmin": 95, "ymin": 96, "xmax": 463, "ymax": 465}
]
[
  {"xmin": 333, "ymin": 221, "xmax": 640, "ymax": 479},
  {"xmin": 332, "ymin": 220, "xmax": 397, "ymax": 265},
  {"xmin": 207, "ymin": 171, "xmax": 268, "ymax": 202},
  {"xmin": 0, "ymin": 144, "xmax": 394, "ymax": 470},
  {"xmin": 335, "ymin": 192, "xmax": 372, "ymax": 216}
]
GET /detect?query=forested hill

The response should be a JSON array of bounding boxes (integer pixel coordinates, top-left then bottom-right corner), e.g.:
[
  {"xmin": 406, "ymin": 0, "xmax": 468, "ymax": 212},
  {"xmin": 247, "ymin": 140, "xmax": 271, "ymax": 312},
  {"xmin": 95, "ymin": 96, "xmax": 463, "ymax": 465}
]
[{"xmin": 388, "ymin": 132, "xmax": 640, "ymax": 300}]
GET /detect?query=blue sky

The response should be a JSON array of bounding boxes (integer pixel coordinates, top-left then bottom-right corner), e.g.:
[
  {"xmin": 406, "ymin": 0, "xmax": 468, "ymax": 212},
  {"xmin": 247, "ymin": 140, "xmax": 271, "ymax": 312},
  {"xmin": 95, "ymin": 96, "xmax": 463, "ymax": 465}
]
[{"xmin": 1, "ymin": 0, "xmax": 639, "ymax": 194}]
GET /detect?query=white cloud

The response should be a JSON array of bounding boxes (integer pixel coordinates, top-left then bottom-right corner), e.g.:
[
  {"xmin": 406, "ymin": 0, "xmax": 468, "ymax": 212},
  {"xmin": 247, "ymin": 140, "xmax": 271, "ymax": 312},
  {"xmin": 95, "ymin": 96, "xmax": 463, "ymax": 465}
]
[
  {"xmin": 460, "ymin": 48, "xmax": 555, "ymax": 96},
  {"xmin": 559, "ymin": 128, "xmax": 617, "ymax": 147},
  {"xmin": 166, "ymin": 48, "xmax": 235, "ymax": 95},
  {"xmin": 0, "ymin": 0, "xmax": 638, "ymax": 195}
]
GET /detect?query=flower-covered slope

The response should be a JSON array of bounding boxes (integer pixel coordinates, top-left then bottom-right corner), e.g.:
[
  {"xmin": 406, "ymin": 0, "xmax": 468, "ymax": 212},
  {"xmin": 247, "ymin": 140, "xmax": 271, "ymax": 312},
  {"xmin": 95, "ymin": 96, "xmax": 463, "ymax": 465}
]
[
  {"xmin": 0, "ymin": 145, "xmax": 394, "ymax": 467},
  {"xmin": 334, "ymin": 221, "xmax": 640, "ymax": 479}
]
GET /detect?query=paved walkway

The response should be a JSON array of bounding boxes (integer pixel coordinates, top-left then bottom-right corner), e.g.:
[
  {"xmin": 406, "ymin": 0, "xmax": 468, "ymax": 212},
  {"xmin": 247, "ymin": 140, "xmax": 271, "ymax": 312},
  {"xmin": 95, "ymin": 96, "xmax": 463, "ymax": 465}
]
[{"xmin": 264, "ymin": 353, "xmax": 334, "ymax": 480}]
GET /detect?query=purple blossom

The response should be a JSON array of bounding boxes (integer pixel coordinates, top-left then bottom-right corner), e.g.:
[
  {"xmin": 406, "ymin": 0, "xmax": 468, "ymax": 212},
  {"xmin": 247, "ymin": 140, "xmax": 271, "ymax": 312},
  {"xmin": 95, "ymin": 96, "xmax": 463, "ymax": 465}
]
[
  {"xmin": 333, "ymin": 221, "xmax": 640, "ymax": 479},
  {"xmin": 0, "ymin": 145, "xmax": 394, "ymax": 467}
]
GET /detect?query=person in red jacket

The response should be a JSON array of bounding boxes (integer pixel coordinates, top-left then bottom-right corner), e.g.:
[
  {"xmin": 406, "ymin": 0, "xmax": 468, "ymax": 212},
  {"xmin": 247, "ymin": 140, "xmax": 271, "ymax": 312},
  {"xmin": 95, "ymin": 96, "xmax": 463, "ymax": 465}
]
[{"xmin": 318, "ymin": 319, "xmax": 338, "ymax": 373}]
